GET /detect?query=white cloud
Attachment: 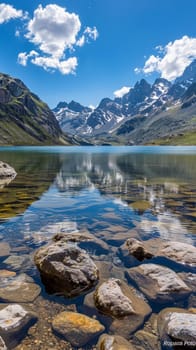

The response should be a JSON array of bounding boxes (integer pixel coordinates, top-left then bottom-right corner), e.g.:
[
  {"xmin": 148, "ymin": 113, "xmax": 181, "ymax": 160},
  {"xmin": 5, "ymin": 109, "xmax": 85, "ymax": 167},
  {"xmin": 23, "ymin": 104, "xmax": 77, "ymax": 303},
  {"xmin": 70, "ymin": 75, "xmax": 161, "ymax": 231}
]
[
  {"xmin": 84, "ymin": 26, "xmax": 99, "ymax": 41},
  {"xmin": 26, "ymin": 4, "xmax": 81, "ymax": 58},
  {"xmin": 31, "ymin": 56, "xmax": 78, "ymax": 75},
  {"xmin": 17, "ymin": 4, "xmax": 98, "ymax": 75},
  {"xmin": 76, "ymin": 26, "xmax": 99, "ymax": 47},
  {"xmin": 18, "ymin": 51, "xmax": 38, "ymax": 66},
  {"xmin": 113, "ymin": 86, "xmax": 130, "ymax": 98},
  {"xmin": 136, "ymin": 36, "xmax": 196, "ymax": 81},
  {"xmin": 0, "ymin": 3, "xmax": 23, "ymax": 24}
]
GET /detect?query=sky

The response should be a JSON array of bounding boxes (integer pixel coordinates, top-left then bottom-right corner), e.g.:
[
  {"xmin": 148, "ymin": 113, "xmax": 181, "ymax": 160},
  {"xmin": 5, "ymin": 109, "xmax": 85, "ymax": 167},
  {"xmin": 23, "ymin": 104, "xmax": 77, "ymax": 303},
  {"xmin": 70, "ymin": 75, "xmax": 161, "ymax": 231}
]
[{"xmin": 0, "ymin": 0, "xmax": 196, "ymax": 108}]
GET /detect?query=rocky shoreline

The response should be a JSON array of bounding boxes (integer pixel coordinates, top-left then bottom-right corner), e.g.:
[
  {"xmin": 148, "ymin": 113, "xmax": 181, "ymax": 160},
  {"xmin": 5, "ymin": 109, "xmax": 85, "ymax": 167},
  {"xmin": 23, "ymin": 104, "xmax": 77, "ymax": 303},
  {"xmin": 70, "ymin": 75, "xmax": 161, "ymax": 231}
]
[{"xmin": 0, "ymin": 228, "xmax": 195, "ymax": 350}]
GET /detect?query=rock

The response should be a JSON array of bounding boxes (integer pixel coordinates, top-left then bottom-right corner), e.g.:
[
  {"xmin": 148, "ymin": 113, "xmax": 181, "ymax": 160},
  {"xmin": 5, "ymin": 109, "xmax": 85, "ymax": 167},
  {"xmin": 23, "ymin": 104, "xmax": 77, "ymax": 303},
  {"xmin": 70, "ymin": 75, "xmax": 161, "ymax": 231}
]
[
  {"xmin": 0, "ymin": 336, "xmax": 6, "ymax": 350},
  {"xmin": 133, "ymin": 330, "xmax": 161, "ymax": 350},
  {"xmin": 126, "ymin": 238, "xmax": 154, "ymax": 261},
  {"xmin": 0, "ymin": 274, "xmax": 41, "ymax": 302},
  {"xmin": 0, "ymin": 162, "xmax": 16, "ymax": 179},
  {"xmin": 0, "ymin": 304, "xmax": 37, "ymax": 348},
  {"xmin": 3, "ymin": 254, "xmax": 32, "ymax": 271},
  {"xmin": 0, "ymin": 270, "xmax": 16, "ymax": 278},
  {"xmin": 157, "ymin": 308, "xmax": 196, "ymax": 348},
  {"xmin": 0, "ymin": 243, "xmax": 10, "ymax": 258},
  {"xmin": 53, "ymin": 230, "xmax": 109, "ymax": 255},
  {"xmin": 119, "ymin": 239, "xmax": 196, "ymax": 269},
  {"xmin": 97, "ymin": 334, "xmax": 135, "ymax": 350},
  {"xmin": 52, "ymin": 311, "xmax": 104, "ymax": 347},
  {"xmin": 178, "ymin": 272, "xmax": 196, "ymax": 291},
  {"xmin": 158, "ymin": 241, "xmax": 196, "ymax": 268},
  {"xmin": 94, "ymin": 278, "xmax": 135, "ymax": 317},
  {"xmin": 94, "ymin": 279, "xmax": 152, "ymax": 338},
  {"xmin": 34, "ymin": 241, "xmax": 99, "ymax": 297},
  {"xmin": 127, "ymin": 263, "xmax": 191, "ymax": 303}
]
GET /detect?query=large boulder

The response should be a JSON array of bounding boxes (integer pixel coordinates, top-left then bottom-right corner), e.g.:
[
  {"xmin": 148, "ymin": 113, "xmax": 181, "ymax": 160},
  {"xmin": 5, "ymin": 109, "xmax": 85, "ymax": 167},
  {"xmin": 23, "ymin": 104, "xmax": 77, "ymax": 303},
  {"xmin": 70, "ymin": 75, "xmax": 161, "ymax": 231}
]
[
  {"xmin": 52, "ymin": 311, "xmax": 104, "ymax": 347},
  {"xmin": 94, "ymin": 278, "xmax": 152, "ymax": 337},
  {"xmin": 0, "ymin": 304, "xmax": 37, "ymax": 348},
  {"xmin": 34, "ymin": 241, "xmax": 99, "ymax": 297},
  {"xmin": 0, "ymin": 273, "xmax": 41, "ymax": 303},
  {"xmin": 97, "ymin": 334, "xmax": 135, "ymax": 350},
  {"xmin": 157, "ymin": 308, "xmax": 196, "ymax": 348},
  {"xmin": 127, "ymin": 263, "xmax": 191, "ymax": 303}
]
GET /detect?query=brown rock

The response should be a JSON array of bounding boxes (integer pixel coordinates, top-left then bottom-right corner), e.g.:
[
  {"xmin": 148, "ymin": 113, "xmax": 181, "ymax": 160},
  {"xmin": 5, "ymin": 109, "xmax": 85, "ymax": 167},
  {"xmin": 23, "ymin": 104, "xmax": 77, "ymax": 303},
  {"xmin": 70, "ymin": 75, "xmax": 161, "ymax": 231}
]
[{"xmin": 52, "ymin": 311, "xmax": 104, "ymax": 347}]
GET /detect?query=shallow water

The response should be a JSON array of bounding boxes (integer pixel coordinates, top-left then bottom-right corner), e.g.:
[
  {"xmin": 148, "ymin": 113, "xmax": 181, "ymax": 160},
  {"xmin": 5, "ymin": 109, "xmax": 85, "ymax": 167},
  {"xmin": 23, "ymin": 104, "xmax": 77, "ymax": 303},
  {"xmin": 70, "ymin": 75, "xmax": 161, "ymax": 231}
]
[{"xmin": 0, "ymin": 146, "xmax": 196, "ymax": 349}]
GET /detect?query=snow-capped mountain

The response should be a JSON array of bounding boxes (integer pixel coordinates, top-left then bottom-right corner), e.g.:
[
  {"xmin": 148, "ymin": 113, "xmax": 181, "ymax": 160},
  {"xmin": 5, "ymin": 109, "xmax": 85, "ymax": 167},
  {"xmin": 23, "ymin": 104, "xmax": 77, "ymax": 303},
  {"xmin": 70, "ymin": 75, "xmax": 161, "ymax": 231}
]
[{"xmin": 53, "ymin": 59, "xmax": 196, "ymax": 139}]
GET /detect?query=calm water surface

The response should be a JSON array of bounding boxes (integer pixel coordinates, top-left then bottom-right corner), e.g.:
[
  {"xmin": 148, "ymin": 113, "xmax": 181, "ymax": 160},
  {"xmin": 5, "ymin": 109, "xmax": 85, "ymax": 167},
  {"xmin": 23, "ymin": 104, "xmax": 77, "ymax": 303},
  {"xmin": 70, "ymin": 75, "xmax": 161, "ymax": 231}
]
[{"xmin": 0, "ymin": 146, "xmax": 196, "ymax": 349}]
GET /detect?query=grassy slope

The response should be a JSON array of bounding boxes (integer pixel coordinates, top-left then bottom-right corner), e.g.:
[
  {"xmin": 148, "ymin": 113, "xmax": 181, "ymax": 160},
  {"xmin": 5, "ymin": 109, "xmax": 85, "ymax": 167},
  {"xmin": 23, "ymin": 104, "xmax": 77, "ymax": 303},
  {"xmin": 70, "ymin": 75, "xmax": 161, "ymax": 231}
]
[{"xmin": 148, "ymin": 130, "xmax": 196, "ymax": 145}]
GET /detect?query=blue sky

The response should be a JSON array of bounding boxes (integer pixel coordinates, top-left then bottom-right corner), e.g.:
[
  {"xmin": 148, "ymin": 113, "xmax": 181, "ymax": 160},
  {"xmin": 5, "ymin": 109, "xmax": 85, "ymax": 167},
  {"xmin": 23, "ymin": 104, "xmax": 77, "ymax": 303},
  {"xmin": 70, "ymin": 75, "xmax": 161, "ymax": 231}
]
[{"xmin": 0, "ymin": 0, "xmax": 196, "ymax": 108}]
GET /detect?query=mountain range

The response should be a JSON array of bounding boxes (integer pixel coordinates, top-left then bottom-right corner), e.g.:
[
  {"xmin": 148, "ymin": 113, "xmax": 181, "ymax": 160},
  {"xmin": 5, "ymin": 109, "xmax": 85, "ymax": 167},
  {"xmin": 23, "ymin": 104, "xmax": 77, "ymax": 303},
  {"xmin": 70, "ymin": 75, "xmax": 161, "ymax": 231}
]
[
  {"xmin": 0, "ymin": 60, "xmax": 195, "ymax": 146},
  {"xmin": 54, "ymin": 59, "xmax": 196, "ymax": 145}
]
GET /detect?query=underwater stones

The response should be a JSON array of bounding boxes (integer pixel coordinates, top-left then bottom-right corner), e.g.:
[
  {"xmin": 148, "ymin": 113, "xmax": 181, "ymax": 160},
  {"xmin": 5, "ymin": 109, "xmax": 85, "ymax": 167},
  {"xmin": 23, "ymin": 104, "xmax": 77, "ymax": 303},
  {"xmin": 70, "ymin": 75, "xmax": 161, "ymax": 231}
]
[
  {"xmin": 52, "ymin": 311, "xmax": 104, "ymax": 347},
  {"xmin": 133, "ymin": 330, "xmax": 161, "ymax": 350},
  {"xmin": 0, "ymin": 243, "xmax": 10, "ymax": 258},
  {"xmin": 0, "ymin": 304, "xmax": 37, "ymax": 349},
  {"xmin": 127, "ymin": 263, "xmax": 191, "ymax": 304},
  {"xmin": 3, "ymin": 254, "xmax": 32, "ymax": 271},
  {"xmin": 158, "ymin": 241, "xmax": 196, "ymax": 268},
  {"xmin": 97, "ymin": 334, "xmax": 135, "ymax": 350},
  {"xmin": 157, "ymin": 308, "xmax": 196, "ymax": 347},
  {"xmin": 0, "ymin": 162, "xmax": 16, "ymax": 179},
  {"xmin": 0, "ymin": 274, "xmax": 41, "ymax": 303},
  {"xmin": 34, "ymin": 240, "xmax": 99, "ymax": 297},
  {"xmin": 0, "ymin": 271, "xmax": 16, "ymax": 278},
  {"xmin": 125, "ymin": 238, "xmax": 154, "ymax": 261}
]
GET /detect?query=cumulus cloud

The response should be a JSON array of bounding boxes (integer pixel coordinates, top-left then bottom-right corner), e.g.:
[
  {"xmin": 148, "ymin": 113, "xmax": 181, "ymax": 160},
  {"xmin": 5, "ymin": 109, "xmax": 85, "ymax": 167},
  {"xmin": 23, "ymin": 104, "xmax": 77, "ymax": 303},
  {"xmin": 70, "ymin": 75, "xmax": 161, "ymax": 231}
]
[
  {"xmin": 17, "ymin": 4, "xmax": 98, "ymax": 75},
  {"xmin": 26, "ymin": 4, "xmax": 81, "ymax": 58},
  {"xmin": 0, "ymin": 3, "xmax": 24, "ymax": 24},
  {"xmin": 113, "ymin": 86, "xmax": 130, "ymax": 98},
  {"xmin": 136, "ymin": 36, "xmax": 196, "ymax": 81}
]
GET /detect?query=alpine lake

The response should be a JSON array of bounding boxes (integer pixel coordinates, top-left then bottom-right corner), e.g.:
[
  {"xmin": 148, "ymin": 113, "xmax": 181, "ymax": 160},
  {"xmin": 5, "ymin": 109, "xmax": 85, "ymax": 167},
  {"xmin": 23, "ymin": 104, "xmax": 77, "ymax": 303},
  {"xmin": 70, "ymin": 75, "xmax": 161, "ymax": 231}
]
[{"xmin": 0, "ymin": 146, "xmax": 195, "ymax": 350}]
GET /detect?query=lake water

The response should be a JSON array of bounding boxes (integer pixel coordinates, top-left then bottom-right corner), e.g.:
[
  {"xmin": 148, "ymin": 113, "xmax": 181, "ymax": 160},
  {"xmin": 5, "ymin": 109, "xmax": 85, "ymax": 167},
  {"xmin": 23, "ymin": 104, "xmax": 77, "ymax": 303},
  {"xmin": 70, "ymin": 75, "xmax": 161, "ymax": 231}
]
[{"xmin": 0, "ymin": 146, "xmax": 196, "ymax": 349}]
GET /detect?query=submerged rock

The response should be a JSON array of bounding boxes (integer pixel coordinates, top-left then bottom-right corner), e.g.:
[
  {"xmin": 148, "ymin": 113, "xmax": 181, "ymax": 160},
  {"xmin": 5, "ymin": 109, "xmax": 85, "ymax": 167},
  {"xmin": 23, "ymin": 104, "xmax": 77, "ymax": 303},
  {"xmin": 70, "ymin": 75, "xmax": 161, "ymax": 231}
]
[
  {"xmin": 34, "ymin": 240, "xmax": 99, "ymax": 297},
  {"xmin": 157, "ymin": 308, "xmax": 196, "ymax": 348},
  {"xmin": 133, "ymin": 330, "xmax": 161, "ymax": 350},
  {"xmin": 158, "ymin": 241, "xmax": 196, "ymax": 268},
  {"xmin": 0, "ymin": 243, "xmax": 10, "ymax": 258},
  {"xmin": 97, "ymin": 334, "xmax": 135, "ymax": 350},
  {"xmin": 127, "ymin": 263, "xmax": 191, "ymax": 304},
  {"xmin": 121, "ymin": 238, "xmax": 196, "ymax": 268},
  {"xmin": 52, "ymin": 311, "xmax": 104, "ymax": 347},
  {"xmin": 0, "ymin": 273, "xmax": 41, "ymax": 303},
  {"xmin": 0, "ymin": 304, "xmax": 37, "ymax": 349},
  {"xmin": 126, "ymin": 238, "xmax": 154, "ymax": 261}
]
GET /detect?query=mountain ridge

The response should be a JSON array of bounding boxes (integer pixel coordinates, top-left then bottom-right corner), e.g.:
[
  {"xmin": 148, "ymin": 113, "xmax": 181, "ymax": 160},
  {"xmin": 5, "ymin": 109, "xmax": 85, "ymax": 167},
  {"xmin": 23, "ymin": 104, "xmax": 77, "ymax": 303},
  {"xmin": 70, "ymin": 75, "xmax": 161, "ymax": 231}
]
[
  {"xmin": 0, "ymin": 73, "xmax": 71, "ymax": 145},
  {"xmin": 53, "ymin": 59, "xmax": 196, "ymax": 144}
]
